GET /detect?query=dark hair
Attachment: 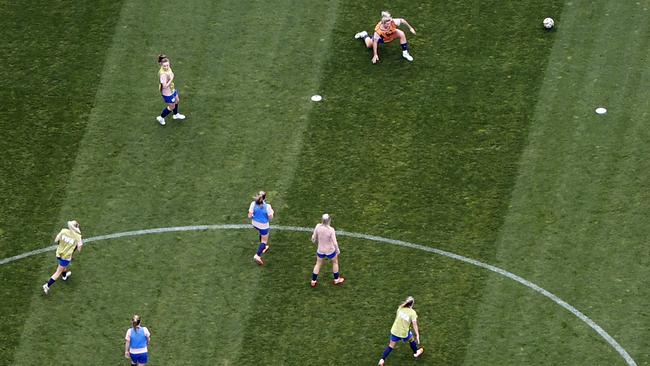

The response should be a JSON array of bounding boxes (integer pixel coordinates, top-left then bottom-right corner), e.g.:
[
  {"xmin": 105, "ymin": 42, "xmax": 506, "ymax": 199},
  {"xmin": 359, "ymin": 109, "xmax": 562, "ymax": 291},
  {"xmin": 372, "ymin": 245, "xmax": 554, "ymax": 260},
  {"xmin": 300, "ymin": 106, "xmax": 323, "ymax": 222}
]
[
  {"xmin": 256, "ymin": 191, "xmax": 266, "ymax": 205},
  {"xmin": 158, "ymin": 54, "xmax": 169, "ymax": 64},
  {"xmin": 132, "ymin": 314, "xmax": 141, "ymax": 332}
]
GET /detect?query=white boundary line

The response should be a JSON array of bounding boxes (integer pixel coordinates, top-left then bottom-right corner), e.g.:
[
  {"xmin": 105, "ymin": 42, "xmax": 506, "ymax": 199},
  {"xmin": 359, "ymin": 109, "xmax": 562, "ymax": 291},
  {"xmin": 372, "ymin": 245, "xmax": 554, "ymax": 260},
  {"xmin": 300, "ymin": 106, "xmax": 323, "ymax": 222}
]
[{"xmin": 1, "ymin": 224, "xmax": 637, "ymax": 366}]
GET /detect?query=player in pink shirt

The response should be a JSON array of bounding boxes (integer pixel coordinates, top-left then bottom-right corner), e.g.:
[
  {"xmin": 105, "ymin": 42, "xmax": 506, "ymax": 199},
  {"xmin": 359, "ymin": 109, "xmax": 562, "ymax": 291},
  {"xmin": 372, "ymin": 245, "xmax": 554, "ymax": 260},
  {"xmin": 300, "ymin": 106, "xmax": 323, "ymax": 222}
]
[{"xmin": 310, "ymin": 213, "xmax": 344, "ymax": 287}]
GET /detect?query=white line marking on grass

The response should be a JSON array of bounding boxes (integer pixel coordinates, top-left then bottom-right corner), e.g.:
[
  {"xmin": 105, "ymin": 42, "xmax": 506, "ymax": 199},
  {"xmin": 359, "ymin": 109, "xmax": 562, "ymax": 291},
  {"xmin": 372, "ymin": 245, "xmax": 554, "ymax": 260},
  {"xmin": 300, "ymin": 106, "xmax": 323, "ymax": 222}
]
[{"xmin": 1, "ymin": 224, "xmax": 637, "ymax": 366}]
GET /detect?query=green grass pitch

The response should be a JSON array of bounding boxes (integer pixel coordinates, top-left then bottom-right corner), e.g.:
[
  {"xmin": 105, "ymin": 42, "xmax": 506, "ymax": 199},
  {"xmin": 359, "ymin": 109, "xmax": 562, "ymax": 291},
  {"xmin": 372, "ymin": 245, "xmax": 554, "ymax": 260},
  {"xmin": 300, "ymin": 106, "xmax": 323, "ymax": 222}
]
[{"xmin": 1, "ymin": 0, "xmax": 649, "ymax": 365}]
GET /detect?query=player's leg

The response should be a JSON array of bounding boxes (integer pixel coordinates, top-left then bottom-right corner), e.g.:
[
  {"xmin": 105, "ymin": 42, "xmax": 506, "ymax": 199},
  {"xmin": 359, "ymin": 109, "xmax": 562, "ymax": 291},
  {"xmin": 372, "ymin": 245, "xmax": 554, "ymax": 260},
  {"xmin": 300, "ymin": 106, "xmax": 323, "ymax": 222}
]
[
  {"xmin": 354, "ymin": 30, "xmax": 367, "ymax": 40},
  {"xmin": 354, "ymin": 31, "xmax": 374, "ymax": 48},
  {"xmin": 379, "ymin": 340, "xmax": 397, "ymax": 365},
  {"xmin": 253, "ymin": 229, "xmax": 269, "ymax": 265},
  {"xmin": 396, "ymin": 30, "xmax": 413, "ymax": 61},
  {"xmin": 43, "ymin": 264, "xmax": 65, "ymax": 294},
  {"xmin": 311, "ymin": 256, "xmax": 324, "ymax": 287},
  {"xmin": 365, "ymin": 36, "xmax": 374, "ymax": 48},
  {"xmin": 260, "ymin": 232, "xmax": 270, "ymax": 253},
  {"xmin": 172, "ymin": 93, "xmax": 185, "ymax": 120},
  {"xmin": 157, "ymin": 103, "xmax": 173, "ymax": 125},
  {"xmin": 407, "ymin": 333, "xmax": 424, "ymax": 357},
  {"xmin": 332, "ymin": 255, "xmax": 344, "ymax": 284},
  {"xmin": 61, "ymin": 267, "xmax": 71, "ymax": 281}
]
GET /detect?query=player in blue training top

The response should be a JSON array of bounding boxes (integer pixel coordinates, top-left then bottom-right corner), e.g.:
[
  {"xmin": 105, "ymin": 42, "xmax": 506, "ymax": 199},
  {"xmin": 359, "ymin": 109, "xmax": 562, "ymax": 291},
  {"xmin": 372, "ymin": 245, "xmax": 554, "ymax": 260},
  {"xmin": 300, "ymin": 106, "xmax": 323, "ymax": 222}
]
[
  {"xmin": 248, "ymin": 191, "xmax": 274, "ymax": 265},
  {"xmin": 42, "ymin": 220, "xmax": 84, "ymax": 295},
  {"xmin": 125, "ymin": 314, "xmax": 151, "ymax": 366},
  {"xmin": 378, "ymin": 296, "xmax": 424, "ymax": 365}
]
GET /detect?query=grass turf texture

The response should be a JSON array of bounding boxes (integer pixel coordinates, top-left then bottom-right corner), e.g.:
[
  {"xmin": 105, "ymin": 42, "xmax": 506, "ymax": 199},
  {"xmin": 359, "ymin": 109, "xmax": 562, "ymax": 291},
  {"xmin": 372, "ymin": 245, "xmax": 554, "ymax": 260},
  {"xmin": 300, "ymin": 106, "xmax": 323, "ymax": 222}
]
[
  {"xmin": 0, "ymin": 0, "xmax": 126, "ymax": 362},
  {"xmin": 1, "ymin": 0, "xmax": 649, "ymax": 365}
]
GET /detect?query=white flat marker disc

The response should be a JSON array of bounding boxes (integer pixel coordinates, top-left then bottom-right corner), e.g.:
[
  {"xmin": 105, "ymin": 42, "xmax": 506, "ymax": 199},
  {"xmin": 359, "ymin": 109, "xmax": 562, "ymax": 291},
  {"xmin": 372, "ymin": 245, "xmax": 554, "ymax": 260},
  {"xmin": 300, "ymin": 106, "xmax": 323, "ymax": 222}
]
[
  {"xmin": 595, "ymin": 107, "xmax": 607, "ymax": 114},
  {"xmin": 311, "ymin": 95, "xmax": 322, "ymax": 102}
]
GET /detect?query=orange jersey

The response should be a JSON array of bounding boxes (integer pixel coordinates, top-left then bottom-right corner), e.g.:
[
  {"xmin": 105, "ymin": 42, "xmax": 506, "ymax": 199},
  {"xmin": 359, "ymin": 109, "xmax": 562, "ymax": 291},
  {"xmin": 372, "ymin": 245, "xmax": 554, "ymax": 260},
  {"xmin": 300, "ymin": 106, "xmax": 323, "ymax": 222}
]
[{"xmin": 375, "ymin": 20, "xmax": 399, "ymax": 42}]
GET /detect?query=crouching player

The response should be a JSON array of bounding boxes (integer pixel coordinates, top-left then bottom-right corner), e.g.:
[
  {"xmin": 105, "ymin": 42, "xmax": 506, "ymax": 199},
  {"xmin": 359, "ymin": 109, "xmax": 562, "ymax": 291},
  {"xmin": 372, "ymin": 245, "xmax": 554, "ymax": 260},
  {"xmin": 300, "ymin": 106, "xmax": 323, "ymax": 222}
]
[
  {"xmin": 354, "ymin": 11, "xmax": 416, "ymax": 64},
  {"xmin": 310, "ymin": 213, "xmax": 344, "ymax": 287},
  {"xmin": 378, "ymin": 296, "xmax": 424, "ymax": 365},
  {"xmin": 42, "ymin": 220, "xmax": 83, "ymax": 295}
]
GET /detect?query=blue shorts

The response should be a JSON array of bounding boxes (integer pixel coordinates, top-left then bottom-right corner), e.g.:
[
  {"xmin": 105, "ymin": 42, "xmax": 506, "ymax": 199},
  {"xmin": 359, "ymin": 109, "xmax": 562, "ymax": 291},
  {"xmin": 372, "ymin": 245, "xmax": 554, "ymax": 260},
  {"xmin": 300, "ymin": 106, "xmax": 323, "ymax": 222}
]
[
  {"xmin": 254, "ymin": 226, "xmax": 270, "ymax": 236},
  {"xmin": 57, "ymin": 257, "xmax": 71, "ymax": 267},
  {"xmin": 316, "ymin": 251, "xmax": 337, "ymax": 259},
  {"xmin": 162, "ymin": 90, "xmax": 178, "ymax": 104},
  {"xmin": 390, "ymin": 331, "xmax": 414, "ymax": 343},
  {"xmin": 130, "ymin": 352, "xmax": 148, "ymax": 364}
]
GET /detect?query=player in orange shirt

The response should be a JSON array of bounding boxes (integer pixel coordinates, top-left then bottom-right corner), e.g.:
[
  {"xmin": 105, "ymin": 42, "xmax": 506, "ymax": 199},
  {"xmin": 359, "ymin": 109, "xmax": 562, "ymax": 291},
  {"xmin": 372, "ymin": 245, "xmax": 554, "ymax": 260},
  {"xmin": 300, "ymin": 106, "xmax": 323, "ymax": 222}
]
[{"xmin": 355, "ymin": 11, "xmax": 416, "ymax": 64}]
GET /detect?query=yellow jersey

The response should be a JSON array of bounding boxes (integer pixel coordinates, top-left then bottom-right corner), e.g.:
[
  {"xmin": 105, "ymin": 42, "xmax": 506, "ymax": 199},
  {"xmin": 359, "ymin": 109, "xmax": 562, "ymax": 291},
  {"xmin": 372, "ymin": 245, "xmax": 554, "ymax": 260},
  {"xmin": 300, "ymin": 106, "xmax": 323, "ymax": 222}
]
[
  {"xmin": 55, "ymin": 228, "xmax": 82, "ymax": 260},
  {"xmin": 158, "ymin": 67, "xmax": 175, "ymax": 93},
  {"xmin": 390, "ymin": 306, "xmax": 417, "ymax": 338}
]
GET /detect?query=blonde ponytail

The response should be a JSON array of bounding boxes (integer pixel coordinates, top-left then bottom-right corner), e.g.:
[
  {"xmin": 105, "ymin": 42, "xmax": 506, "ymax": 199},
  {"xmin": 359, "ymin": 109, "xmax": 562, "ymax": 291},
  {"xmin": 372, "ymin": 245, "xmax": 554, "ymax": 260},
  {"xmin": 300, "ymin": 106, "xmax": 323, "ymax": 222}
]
[{"xmin": 400, "ymin": 296, "xmax": 415, "ymax": 308}]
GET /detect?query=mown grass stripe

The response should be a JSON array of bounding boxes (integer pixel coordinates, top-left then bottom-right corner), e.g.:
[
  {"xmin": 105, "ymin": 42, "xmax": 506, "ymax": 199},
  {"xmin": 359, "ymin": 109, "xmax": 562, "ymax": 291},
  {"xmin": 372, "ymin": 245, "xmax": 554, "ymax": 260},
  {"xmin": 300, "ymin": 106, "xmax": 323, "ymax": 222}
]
[
  {"xmin": 1, "ymin": 223, "xmax": 636, "ymax": 365},
  {"xmin": 463, "ymin": 1, "xmax": 648, "ymax": 365},
  {"xmin": 9, "ymin": 0, "xmax": 345, "ymax": 363}
]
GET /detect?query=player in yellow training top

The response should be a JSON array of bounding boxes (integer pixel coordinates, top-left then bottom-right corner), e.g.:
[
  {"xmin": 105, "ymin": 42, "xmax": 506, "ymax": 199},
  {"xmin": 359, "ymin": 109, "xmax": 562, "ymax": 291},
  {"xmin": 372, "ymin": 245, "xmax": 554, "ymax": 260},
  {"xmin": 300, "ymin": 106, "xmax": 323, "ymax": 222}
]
[
  {"xmin": 377, "ymin": 296, "xmax": 424, "ymax": 365},
  {"xmin": 354, "ymin": 11, "xmax": 416, "ymax": 64},
  {"xmin": 42, "ymin": 220, "xmax": 84, "ymax": 295},
  {"xmin": 156, "ymin": 54, "xmax": 186, "ymax": 126}
]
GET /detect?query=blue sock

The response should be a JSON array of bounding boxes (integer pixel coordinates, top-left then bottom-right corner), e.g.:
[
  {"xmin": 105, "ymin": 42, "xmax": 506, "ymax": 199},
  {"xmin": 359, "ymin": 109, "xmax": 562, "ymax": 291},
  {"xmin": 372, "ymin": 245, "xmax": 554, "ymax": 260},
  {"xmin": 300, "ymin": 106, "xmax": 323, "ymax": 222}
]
[
  {"xmin": 382, "ymin": 346, "xmax": 393, "ymax": 360},
  {"xmin": 256, "ymin": 243, "xmax": 266, "ymax": 256},
  {"xmin": 47, "ymin": 278, "xmax": 55, "ymax": 287},
  {"xmin": 333, "ymin": 272, "xmax": 340, "ymax": 279},
  {"xmin": 409, "ymin": 340, "xmax": 419, "ymax": 353},
  {"xmin": 312, "ymin": 273, "xmax": 318, "ymax": 281},
  {"xmin": 173, "ymin": 104, "xmax": 178, "ymax": 114},
  {"xmin": 161, "ymin": 108, "xmax": 171, "ymax": 118},
  {"xmin": 401, "ymin": 42, "xmax": 409, "ymax": 51},
  {"xmin": 61, "ymin": 271, "xmax": 67, "ymax": 278}
]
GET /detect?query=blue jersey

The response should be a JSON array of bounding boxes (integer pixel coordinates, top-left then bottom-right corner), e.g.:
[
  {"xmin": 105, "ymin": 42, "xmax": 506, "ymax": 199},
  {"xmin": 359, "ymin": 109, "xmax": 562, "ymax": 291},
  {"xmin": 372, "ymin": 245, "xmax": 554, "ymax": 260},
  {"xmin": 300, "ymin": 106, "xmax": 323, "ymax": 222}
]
[
  {"xmin": 249, "ymin": 201, "xmax": 274, "ymax": 229},
  {"xmin": 126, "ymin": 326, "xmax": 150, "ymax": 354},
  {"xmin": 253, "ymin": 203, "xmax": 270, "ymax": 223}
]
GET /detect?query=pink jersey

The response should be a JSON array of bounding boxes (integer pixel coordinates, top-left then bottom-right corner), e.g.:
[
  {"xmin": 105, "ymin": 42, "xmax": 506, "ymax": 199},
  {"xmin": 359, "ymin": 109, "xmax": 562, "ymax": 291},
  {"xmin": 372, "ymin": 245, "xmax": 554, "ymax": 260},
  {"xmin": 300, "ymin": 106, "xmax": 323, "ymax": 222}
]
[{"xmin": 311, "ymin": 223, "xmax": 339, "ymax": 255}]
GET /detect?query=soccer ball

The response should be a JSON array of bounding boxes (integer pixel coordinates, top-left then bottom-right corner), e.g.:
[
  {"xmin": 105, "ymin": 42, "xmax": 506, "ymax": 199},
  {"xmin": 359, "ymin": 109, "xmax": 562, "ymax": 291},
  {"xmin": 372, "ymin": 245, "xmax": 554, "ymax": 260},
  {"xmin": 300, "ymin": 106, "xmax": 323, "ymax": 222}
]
[{"xmin": 543, "ymin": 17, "xmax": 554, "ymax": 29}]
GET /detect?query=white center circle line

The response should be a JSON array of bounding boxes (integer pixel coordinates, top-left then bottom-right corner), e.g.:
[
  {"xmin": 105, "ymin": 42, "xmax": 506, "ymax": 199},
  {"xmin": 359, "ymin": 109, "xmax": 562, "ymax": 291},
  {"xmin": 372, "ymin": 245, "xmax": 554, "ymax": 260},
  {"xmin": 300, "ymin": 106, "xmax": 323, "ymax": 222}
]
[{"xmin": 0, "ymin": 224, "xmax": 637, "ymax": 366}]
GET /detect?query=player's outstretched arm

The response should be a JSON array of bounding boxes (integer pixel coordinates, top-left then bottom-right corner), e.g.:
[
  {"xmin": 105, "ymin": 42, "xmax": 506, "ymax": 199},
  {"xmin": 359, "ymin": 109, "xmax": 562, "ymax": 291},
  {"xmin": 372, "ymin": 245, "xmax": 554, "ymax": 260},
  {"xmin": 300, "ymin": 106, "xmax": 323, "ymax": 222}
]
[{"xmin": 398, "ymin": 18, "xmax": 416, "ymax": 34}]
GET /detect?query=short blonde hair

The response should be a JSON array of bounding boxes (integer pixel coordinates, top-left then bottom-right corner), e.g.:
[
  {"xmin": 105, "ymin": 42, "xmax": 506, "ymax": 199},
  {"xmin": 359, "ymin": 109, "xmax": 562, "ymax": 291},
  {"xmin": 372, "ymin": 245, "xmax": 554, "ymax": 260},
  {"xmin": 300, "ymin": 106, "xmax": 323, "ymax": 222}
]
[
  {"xmin": 67, "ymin": 220, "xmax": 81, "ymax": 234},
  {"xmin": 400, "ymin": 296, "xmax": 415, "ymax": 308}
]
